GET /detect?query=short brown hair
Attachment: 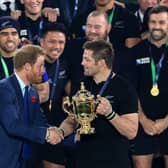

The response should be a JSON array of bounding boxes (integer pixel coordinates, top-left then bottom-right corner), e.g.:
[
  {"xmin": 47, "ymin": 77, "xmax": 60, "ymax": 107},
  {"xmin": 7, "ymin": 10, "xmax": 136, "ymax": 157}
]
[
  {"xmin": 83, "ymin": 40, "xmax": 114, "ymax": 69},
  {"xmin": 14, "ymin": 44, "xmax": 45, "ymax": 70}
]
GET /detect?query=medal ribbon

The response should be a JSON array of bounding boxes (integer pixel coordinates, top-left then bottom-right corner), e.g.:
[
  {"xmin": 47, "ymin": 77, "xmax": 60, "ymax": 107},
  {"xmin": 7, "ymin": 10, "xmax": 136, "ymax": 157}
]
[
  {"xmin": 166, "ymin": 41, "xmax": 168, "ymax": 47},
  {"xmin": 108, "ymin": 8, "xmax": 115, "ymax": 24},
  {"xmin": 49, "ymin": 59, "xmax": 60, "ymax": 110},
  {"xmin": 0, "ymin": 55, "xmax": 9, "ymax": 77},
  {"xmin": 93, "ymin": 71, "xmax": 114, "ymax": 111},
  {"xmin": 98, "ymin": 71, "xmax": 113, "ymax": 96},
  {"xmin": 149, "ymin": 47, "xmax": 164, "ymax": 86}
]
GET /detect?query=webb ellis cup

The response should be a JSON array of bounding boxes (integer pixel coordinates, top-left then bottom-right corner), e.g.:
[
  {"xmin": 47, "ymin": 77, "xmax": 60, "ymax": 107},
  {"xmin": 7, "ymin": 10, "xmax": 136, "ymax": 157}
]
[{"xmin": 62, "ymin": 82, "xmax": 96, "ymax": 134}]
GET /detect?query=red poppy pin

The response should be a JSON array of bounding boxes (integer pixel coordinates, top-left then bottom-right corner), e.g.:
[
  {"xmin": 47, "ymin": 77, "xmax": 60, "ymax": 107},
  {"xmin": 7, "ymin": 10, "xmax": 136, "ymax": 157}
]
[{"xmin": 31, "ymin": 96, "xmax": 37, "ymax": 103}]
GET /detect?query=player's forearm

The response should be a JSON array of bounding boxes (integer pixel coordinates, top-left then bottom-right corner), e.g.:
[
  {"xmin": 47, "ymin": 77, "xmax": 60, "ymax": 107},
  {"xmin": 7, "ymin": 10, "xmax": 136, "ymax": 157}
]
[
  {"xmin": 59, "ymin": 116, "xmax": 77, "ymax": 137},
  {"xmin": 110, "ymin": 113, "xmax": 138, "ymax": 140}
]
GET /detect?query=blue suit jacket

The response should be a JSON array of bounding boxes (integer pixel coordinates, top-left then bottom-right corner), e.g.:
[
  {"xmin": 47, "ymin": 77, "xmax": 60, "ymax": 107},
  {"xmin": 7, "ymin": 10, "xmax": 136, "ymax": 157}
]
[{"xmin": 0, "ymin": 74, "xmax": 48, "ymax": 168}]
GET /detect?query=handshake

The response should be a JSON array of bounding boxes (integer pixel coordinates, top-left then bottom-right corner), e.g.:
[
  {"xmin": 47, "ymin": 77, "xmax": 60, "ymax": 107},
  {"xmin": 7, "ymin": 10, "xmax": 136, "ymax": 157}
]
[{"xmin": 46, "ymin": 127, "xmax": 64, "ymax": 145}]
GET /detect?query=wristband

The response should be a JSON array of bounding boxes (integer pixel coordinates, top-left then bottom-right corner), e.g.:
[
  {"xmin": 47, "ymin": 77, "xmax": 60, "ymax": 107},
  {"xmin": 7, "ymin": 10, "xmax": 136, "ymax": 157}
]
[
  {"xmin": 59, "ymin": 128, "xmax": 65, "ymax": 137},
  {"xmin": 105, "ymin": 111, "xmax": 116, "ymax": 120}
]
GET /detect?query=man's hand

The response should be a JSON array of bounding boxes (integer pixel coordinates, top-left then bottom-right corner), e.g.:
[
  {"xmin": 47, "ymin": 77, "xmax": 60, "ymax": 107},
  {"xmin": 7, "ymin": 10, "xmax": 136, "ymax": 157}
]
[
  {"xmin": 46, "ymin": 127, "xmax": 64, "ymax": 145},
  {"xmin": 96, "ymin": 95, "xmax": 112, "ymax": 116},
  {"xmin": 155, "ymin": 118, "xmax": 168, "ymax": 134},
  {"xmin": 140, "ymin": 116, "xmax": 157, "ymax": 136},
  {"xmin": 42, "ymin": 7, "xmax": 59, "ymax": 22},
  {"xmin": 20, "ymin": 37, "xmax": 32, "ymax": 46}
]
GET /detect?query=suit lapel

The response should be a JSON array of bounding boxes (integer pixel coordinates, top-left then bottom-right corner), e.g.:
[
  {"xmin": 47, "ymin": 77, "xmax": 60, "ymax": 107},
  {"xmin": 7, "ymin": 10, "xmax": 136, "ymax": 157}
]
[
  {"xmin": 9, "ymin": 74, "xmax": 38, "ymax": 122},
  {"xmin": 9, "ymin": 74, "xmax": 24, "ymax": 110}
]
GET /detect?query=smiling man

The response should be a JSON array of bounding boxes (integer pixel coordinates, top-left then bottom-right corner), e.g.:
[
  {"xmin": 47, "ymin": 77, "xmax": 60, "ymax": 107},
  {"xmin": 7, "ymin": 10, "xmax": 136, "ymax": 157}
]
[
  {"xmin": 70, "ymin": 0, "xmax": 141, "ymax": 51},
  {"xmin": 39, "ymin": 23, "xmax": 70, "ymax": 168},
  {"xmin": 123, "ymin": 5, "xmax": 168, "ymax": 168},
  {"xmin": 0, "ymin": 16, "xmax": 20, "ymax": 79},
  {"xmin": 59, "ymin": 40, "xmax": 138, "ymax": 168}
]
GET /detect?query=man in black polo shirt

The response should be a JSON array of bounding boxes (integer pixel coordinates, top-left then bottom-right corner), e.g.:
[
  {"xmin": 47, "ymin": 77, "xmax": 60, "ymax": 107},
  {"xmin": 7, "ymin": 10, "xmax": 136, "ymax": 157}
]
[
  {"xmin": 70, "ymin": 0, "xmax": 141, "ymax": 51},
  {"xmin": 39, "ymin": 23, "xmax": 70, "ymax": 168},
  {"xmin": 124, "ymin": 6, "xmax": 168, "ymax": 168},
  {"xmin": 59, "ymin": 40, "xmax": 138, "ymax": 168}
]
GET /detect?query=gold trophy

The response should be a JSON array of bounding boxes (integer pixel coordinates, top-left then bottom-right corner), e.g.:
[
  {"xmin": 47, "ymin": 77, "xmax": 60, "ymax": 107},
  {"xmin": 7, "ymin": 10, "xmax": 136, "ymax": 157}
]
[{"xmin": 62, "ymin": 82, "xmax": 96, "ymax": 134}]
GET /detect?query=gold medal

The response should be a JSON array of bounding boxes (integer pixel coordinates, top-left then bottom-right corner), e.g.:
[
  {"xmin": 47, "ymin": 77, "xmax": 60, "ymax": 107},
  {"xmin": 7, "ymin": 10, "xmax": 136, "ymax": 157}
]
[{"xmin": 150, "ymin": 85, "xmax": 159, "ymax": 96}]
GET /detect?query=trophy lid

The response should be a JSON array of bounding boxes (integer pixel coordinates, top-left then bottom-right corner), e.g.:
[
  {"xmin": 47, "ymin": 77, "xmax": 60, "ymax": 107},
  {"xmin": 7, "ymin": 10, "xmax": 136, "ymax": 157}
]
[{"xmin": 72, "ymin": 82, "xmax": 94, "ymax": 102}]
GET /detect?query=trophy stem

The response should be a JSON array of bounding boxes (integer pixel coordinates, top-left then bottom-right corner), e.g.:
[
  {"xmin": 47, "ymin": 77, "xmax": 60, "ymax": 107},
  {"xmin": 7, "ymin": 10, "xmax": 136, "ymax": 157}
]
[{"xmin": 78, "ymin": 120, "xmax": 95, "ymax": 134}]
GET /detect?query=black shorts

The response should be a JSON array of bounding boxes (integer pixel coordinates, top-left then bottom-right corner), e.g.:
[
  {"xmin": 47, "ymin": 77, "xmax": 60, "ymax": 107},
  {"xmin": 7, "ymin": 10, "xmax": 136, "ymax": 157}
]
[
  {"xmin": 130, "ymin": 124, "xmax": 168, "ymax": 155},
  {"xmin": 40, "ymin": 142, "xmax": 66, "ymax": 165}
]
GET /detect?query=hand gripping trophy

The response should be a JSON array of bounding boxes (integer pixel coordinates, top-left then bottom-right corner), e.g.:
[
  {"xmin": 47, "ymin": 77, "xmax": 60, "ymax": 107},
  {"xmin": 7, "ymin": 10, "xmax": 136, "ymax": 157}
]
[{"xmin": 62, "ymin": 82, "xmax": 97, "ymax": 134}]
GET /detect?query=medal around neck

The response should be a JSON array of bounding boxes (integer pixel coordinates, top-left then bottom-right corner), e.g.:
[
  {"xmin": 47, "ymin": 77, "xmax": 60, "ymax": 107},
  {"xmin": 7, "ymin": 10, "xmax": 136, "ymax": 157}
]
[
  {"xmin": 62, "ymin": 82, "xmax": 96, "ymax": 134},
  {"xmin": 150, "ymin": 84, "xmax": 159, "ymax": 96}
]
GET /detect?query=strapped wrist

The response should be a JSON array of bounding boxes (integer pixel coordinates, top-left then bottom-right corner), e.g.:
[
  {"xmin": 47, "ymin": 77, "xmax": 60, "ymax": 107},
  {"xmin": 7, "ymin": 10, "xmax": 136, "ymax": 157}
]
[
  {"xmin": 59, "ymin": 128, "xmax": 65, "ymax": 137},
  {"xmin": 105, "ymin": 111, "xmax": 116, "ymax": 120}
]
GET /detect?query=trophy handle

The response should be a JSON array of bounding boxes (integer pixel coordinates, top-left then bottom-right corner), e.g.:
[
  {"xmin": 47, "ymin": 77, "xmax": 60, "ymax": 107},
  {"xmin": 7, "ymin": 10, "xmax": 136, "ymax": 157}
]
[{"xmin": 62, "ymin": 96, "xmax": 73, "ymax": 115}]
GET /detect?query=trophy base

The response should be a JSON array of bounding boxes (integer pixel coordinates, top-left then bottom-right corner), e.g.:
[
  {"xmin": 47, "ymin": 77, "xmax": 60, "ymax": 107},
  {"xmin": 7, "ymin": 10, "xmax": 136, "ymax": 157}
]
[{"xmin": 77, "ymin": 127, "xmax": 95, "ymax": 135}]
